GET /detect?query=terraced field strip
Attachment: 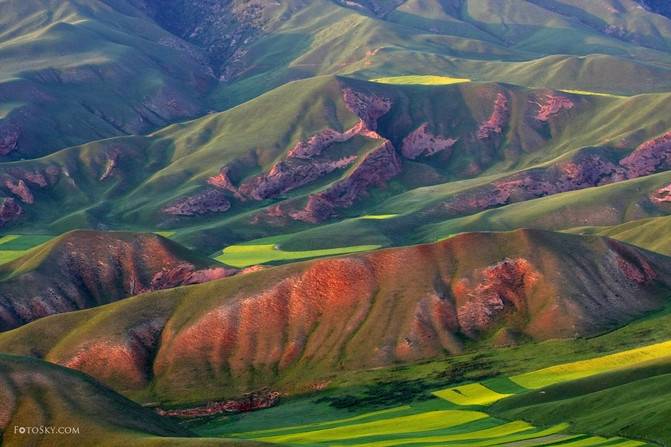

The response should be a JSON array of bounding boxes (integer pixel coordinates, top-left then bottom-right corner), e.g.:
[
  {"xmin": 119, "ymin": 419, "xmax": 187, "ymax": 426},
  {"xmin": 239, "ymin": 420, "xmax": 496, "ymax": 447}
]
[
  {"xmin": 560, "ymin": 89, "xmax": 629, "ymax": 99},
  {"xmin": 511, "ymin": 339, "xmax": 671, "ymax": 389},
  {"xmin": 214, "ymin": 243, "xmax": 381, "ymax": 268},
  {"xmin": 0, "ymin": 234, "xmax": 52, "ymax": 264},
  {"xmin": 358, "ymin": 214, "xmax": 399, "ymax": 220},
  {"xmin": 371, "ymin": 75, "xmax": 471, "ymax": 86}
]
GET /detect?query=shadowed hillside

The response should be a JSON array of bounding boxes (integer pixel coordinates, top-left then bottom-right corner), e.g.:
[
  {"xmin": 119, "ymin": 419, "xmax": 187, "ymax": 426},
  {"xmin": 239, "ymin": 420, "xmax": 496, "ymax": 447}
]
[{"xmin": 0, "ymin": 354, "xmax": 267, "ymax": 446}]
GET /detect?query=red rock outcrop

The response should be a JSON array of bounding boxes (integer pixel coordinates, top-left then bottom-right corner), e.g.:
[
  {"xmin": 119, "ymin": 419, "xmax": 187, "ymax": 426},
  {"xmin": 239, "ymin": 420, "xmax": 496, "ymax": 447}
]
[
  {"xmin": 454, "ymin": 258, "xmax": 540, "ymax": 337},
  {"xmin": 401, "ymin": 124, "xmax": 458, "ymax": 160},
  {"xmin": 651, "ymin": 183, "xmax": 671, "ymax": 203},
  {"xmin": 4, "ymin": 179, "xmax": 33, "ymax": 204},
  {"xmin": 163, "ymin": 188, "xmax": 231, "ymax": 216},
  {"xmin": 535, "ymin": 94, "xmax": 575, "ymax": 121},
  {"xmin": 239, "ymin": 156, "xmax": 357, "ymax": 201},
  {"xmin": 0, "ymin": 198, "xmax": 22, "ymax": 227},
  {"xmin": 207, "ymin": 166, "xmax": 237, "ymax": 191},
  {"xmin": 439, "ymin": 152, "xmax": 626, "ymax": 218},
  {"xmin": 288, "ymin": 123, "xmax": 365, "ymax": 159},
  {"xmin": 620, "ymin": 130, "xmax": 671, "ymax": 177},
  {"xmin": 156, "ymin": 391, "xmax": 280, "ymax": 418},
  {"xmin": 149, "ymin": 264, "xmax": 238, "ymax": 291},
  {"xmin": 477, "ymin": 93, "xmax": 509, "ymax": 140},
  {"xmin": 342, "ymin": 88, "xmax": 392, "ymax": 131},
  {"xmin": 292, "ymin": 140, "xmax": 402, "ymax": 222}
]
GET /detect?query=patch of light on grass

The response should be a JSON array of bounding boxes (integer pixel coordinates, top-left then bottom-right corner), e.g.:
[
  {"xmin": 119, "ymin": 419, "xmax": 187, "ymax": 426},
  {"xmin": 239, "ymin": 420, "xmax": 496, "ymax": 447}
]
[{"xmin": 371, "ymin": 75, "xmax": 471, "ymax": 86}]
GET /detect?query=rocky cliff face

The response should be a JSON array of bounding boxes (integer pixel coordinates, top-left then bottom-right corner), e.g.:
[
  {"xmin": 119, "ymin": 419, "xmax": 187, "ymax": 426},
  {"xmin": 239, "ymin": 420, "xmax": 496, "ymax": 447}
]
[
  {"xmin": 401, "ymin": 124, "xmax": 458, "ymax": 160},
  {"xmin": 477, "ymin": 93, "xmax": 510, "ymax": 140},
  {"xmin": 293, "ymin": 140, "xmax": 402, "ymax": 222}
]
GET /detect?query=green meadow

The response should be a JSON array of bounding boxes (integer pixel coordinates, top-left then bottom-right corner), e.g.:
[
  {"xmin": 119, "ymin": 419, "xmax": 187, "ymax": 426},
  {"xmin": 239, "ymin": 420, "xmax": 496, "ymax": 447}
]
[
  {"xmin": 214, "ymin": 242, "xmax": 381, "ymax": 268},
  {"xmin": 371, "ymin": 75, "xmax": 472, "ymax": 86},
  {"xmin": 0, "ymin": 234, "xmax": 53, "ymax": 264}
]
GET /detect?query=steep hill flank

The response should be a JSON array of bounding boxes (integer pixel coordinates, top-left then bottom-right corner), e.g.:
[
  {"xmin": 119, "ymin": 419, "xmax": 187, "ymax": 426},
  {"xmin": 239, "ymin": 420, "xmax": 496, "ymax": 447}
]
[
  {"xmin": 0, "ymin": 354, "xmax": 266, "ymax": 446},
  {"xmin": 0, "ymin": 230, "xmax": 237, "ymax": 331},
  {"xmin": 0, "ymin": 230, "xmax": 669, "ymax": 405}
]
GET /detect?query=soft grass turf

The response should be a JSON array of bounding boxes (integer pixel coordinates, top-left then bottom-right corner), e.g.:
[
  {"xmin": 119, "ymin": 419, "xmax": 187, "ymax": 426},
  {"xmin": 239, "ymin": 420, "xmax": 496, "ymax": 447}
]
[
  {"xmin": 214, "ymin": 243, "xmax": 381, "ymax": 267},
  {"xmin": 371, "ymin": 75, "xmax": 471, "ymax": 85}
]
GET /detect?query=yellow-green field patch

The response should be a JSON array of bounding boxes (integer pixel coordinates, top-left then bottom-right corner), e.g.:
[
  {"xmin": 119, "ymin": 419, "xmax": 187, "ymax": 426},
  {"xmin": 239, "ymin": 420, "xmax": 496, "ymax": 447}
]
[
  {"xmin": 0, "ymin": 234, "xmax": 53, "ymax": 265},
  {"xmin": 512, "ymin": 339, "xmax": 671, "ymax": 389},
  {"xmin": 434, "ymin": 383, "xmax": 513, "ymax": 406},
  {"xmin": 371, "ymin": 75, "xmax": 471, "ymax": 86},
  {"xmin": 358, "ymin": 214, "xmax": 398, "ymax": 220},
  {"xmin": 560, "ymin": 89, "xmax": 629, "ymax": 98},
  {"xmin": 215, "ymin": 243, "xmax": 381, "ymax": 268},
  {"xmin": 256, "ymin": 410, "xmax": 488, "ymax": 444}
]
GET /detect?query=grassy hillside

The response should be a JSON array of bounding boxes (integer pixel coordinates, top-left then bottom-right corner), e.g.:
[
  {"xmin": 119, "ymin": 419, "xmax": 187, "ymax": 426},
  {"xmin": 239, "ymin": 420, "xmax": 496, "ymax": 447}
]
[
  {"xmin": 1, "ymin": 76, "xmax": 670, "ymax": 256},
  {"xmin": 196, "ymin": 305, "xmax": 671, "ymax": 446},
  {"xmin": 0, "ymin": 354, "xmax": 266, "ymax": 447},
  {"xmin": 0, "ymin": 0, "xmax": 215, "ymax": 159},
  {"xmin": 567, "ymin": 216, "xmax": 671, "ymax": 255},
  {"xmin": 0, "ymin": 230, "xmax": 669, "ymax": 406}
]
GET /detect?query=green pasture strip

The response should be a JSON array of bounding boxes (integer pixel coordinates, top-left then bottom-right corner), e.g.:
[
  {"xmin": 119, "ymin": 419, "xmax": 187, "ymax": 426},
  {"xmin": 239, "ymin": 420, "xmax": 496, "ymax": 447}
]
[
  {"xmin": 511, "ymin": 339, "xmax": 671, "ymax": 389},
  {"xmin": 358, "ymin": 214, "xmax": 399, "ymax": 220},
  {"xmin": 214, "ymin": 243, "xmax": 381, "ymax": 268},
  {"xmin": 371, "ymin": 75, "xmax": 471, "ymax": 86},
  {"xmin": 256, "ymin": 410, "xmax": 488, "ymax": 444},
  {"xmin": 329, "ymin": 420, "xmax": 536, "ymax": 447},
  {"xmin": 235, "ymin": 405, "xmax": 415, "ymax": 438},
  {"xmin": 0, "ymin": 234, "xmax": 52, "ymax": 250},
  {"xmin": 0, "ymin": 235, "xmax": 20, "ymax": 245},
  {"xmin": 559, "ymin": 89, "xmax": 629, "ymax": 99},
  {"xmin": 0, "ymin": 250, "xmax": 26, "ymax": 265}
]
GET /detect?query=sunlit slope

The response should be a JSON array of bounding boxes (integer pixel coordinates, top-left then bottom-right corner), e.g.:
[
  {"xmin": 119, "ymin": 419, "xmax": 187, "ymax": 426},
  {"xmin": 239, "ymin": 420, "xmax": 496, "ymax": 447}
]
[
  {"xmin": 0, "ymin": 230, "xmax": 669, "ymax": 406},
  {"xmin": 3, "ymin": 77, "xmax": 671, "ymax": 255}
]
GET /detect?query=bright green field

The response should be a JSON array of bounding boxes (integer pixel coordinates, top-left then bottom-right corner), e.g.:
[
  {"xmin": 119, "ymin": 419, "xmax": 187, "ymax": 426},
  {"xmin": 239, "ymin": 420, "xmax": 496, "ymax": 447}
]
[
  {"xmin": 214, "ymin": 241, "xmax": 381, "ymax": 268},
  {"xmin": 0, "ymin": 234, "xmax": 52, "ymax": 264},
  {"xmin": 371, "ymin": 75, "xmax": 472, "ymax": 85},
  {"xmin": 210, "ymin": 342, "xmax": 664, "ymax": 446},
  {"xmin": 196, "ymin": 321, "xmax": 671, "ymax": 446}
]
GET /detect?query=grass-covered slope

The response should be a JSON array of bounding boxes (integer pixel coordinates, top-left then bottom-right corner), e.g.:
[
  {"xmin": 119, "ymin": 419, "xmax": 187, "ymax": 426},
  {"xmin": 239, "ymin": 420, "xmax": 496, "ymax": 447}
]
[
  {"xmin": 1, "ymin": 76, "xmax": 670, "ymax": 256},
  {"xmin": 567, "ymin": 215, "xmax": 671, "ymax": 255},
  {"xmin": 0, "ymin": 0, "xmax": 215, "ymax": 159},
  {"xmin": 4, "ymin": 0, "xmax": 671, "ymax": 160},
  {"xmin": 0, "ymin": 229, "xmax": 669, "ymax": 406},
  {"xmin": 0, "ymin": 354, "xmax": 266, "ymax": 447}
]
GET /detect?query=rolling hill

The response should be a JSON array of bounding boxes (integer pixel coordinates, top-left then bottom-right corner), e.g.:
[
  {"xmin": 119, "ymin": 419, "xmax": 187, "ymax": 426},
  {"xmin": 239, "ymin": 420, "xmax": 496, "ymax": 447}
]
[
  {"xmin": 0, "ymin": 354, "xmax": 266, "ymax": 446},
  {"xmin": 0, "ymin": 229, "xmax": 669, "ymax": 406},
  {"xmin": 1, "ymin": 1, "xmax": 671, "ymax": 445},
  {"xmin": 0, "ymin": 230, "xmax": 238, "ymax": 331}
]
